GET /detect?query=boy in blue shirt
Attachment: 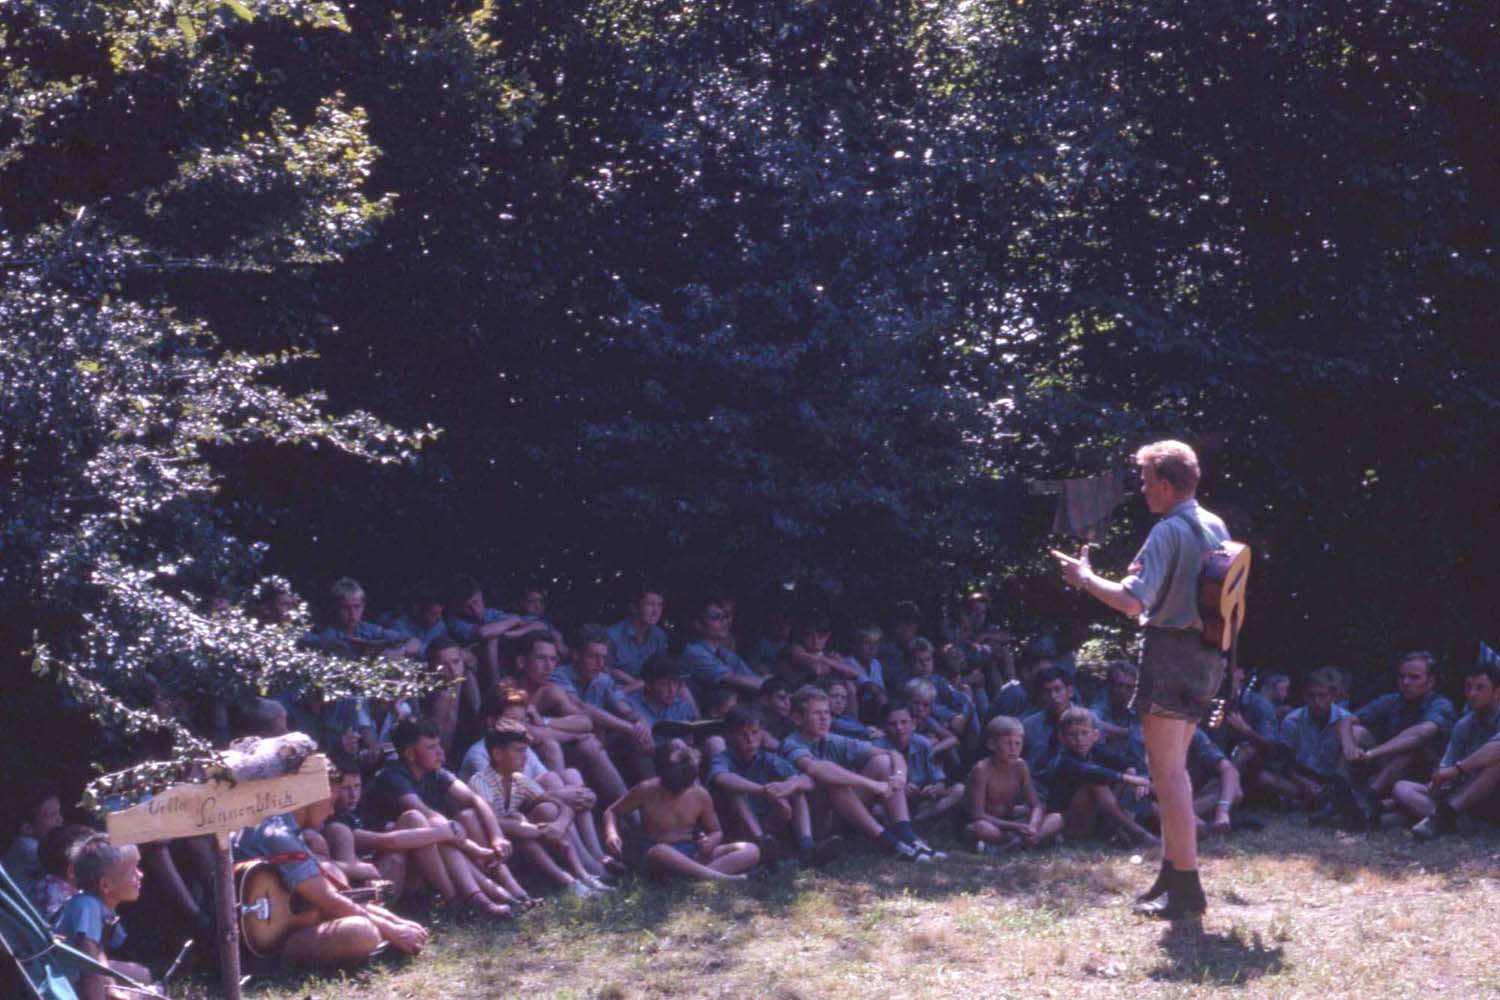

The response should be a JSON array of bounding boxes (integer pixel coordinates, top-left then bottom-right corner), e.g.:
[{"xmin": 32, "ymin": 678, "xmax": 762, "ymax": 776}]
[
  {"xmin": 708, "ymin": 706, "xmax": 833, "ymax": 864},
  {"xmin": 1043, "ymin": 707, "xmax": 1156, "ymax": 846},
  {"xmin": 52, "ymin": 834, "xmax": 150, "ymax": 998},
  {"xmin": 1337, "ymin": 651, "xmax": 1457, "ymax": 820},
  {"xmin": 1393, "ymin": 663, "xmax": 1500, "ymax": 839},
  {"xmin": 606, "ymin": 584, "xmax": 665, "ymax": 689},
  {"xmin": 780, "ymin": 686, "xmax": 944, "ymax": 862},
  {"xmin": 4, "ymin": 777, "xmax": 62, "ymax": 903},
  {"xmin": 877, "ymin": 701, "xmax": 964, "ymax": 824}
]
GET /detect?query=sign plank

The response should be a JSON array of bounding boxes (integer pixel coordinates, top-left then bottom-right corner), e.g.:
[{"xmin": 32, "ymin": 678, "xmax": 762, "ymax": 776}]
[{"xmin": 105, "ymin": 755, "xmax": 332, "ymax": 847}]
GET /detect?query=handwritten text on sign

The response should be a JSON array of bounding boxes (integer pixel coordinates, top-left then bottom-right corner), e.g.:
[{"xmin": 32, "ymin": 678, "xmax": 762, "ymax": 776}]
[{"xmin": 105, "ymin": 755, "xmax": 331, "ymax": 847}]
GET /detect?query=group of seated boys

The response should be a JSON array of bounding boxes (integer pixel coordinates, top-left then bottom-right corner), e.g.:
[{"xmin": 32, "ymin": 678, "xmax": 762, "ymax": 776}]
[{"xmin": 6, "ymin": 577, "xmax": 1498, "ymax": 993}]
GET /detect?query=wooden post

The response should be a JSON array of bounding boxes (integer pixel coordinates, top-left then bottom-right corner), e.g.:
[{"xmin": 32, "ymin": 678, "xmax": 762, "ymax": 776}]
[{"xmin": 213, "ymin": 831, "xmax": 243, "ymax": 1000}]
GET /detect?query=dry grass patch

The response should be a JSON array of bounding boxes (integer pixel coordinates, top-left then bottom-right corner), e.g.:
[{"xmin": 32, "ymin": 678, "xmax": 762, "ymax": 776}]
[{"xmin": 177, "ymin": 816, "xmax": 1500, "ymax": 1000}]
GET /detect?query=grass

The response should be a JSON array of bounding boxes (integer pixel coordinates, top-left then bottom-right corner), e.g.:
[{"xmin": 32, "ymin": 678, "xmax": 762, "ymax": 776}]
[{"xmin": 192, "ymin": 815, "xmax": 1500, "ymax": 1000}]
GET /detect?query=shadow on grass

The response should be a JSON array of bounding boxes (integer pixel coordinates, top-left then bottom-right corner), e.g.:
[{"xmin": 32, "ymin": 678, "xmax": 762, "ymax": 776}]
[{"xmin": 1148, "ymin": 920, "xmax": 1287, "ymax": 985}]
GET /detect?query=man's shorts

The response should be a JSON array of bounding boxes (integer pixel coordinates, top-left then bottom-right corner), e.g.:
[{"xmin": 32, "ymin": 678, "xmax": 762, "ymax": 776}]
[{"xmin": 1135, "ymin": 627, "xmax": 1225, "ymax": 723}]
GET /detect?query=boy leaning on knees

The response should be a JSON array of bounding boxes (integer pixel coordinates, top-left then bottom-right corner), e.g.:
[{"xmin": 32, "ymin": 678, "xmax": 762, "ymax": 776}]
[
  {"xmin": 965, "ymin": 715, "xmax": 1056, "ymax": 853},
  {"xmin": 1045, "ymin": 707, "xmax": 1158, "ymax": 846},
  {"xmin": 781, "ymin": 685, "xmax": 946, "ymax": 862},
  {"xmin": 603, "ymin": 740, "xmax": 761, "ymax": 882}
]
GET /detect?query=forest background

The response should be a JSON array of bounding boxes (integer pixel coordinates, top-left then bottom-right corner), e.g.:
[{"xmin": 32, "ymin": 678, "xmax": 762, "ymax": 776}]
[{"xmin": 1, "ymin": 0, "xmax": 1496, "ymax": 811}]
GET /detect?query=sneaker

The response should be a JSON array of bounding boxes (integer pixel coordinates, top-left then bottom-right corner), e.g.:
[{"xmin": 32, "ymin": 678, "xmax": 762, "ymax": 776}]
[
  {"xmin": 570, "ymin": 881, "xmax": 596, "ymax": 899},
  {"xmin": 1410, "ymin": 816, "xmax": 1442, "ymax": 841},
  {"xmin": 893, "ymin": 840, "xmax": 932, "ymax": 863},
  {"xmin": 909, "ymin": 837, "xmax": 947, "ymax": 861},
  {"xmin": 583, "ymin": 876, "xmax": 616, "ymax": 893}
]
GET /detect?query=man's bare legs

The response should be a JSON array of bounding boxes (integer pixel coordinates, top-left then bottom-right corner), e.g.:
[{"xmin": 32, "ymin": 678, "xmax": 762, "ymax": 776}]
[{"xmin": 1142, "ymin": 714, "xmax": 1198, "ymax": 871}]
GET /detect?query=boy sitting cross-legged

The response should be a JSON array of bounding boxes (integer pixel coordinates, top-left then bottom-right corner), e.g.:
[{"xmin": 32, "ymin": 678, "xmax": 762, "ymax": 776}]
[
  {"xmin": 52, "ymin": 835, "xmax": 152, "ymax": 999},
  {"xmin": 965, "ymin": 716, "xmax": 1056, "ymax": 853},
  {"xmin": 603, "ymin": 740, "xmax": 761, "ymax": 882},
  {"xmin": 707, "ymin": 705, "xmax": 838, "ymax": 866},
  {"xmin": 780, "ymin": 685, "xmax": 946, "ymax": 862},
  {"xmin": 1044, "ymin": 707, "xmax": 1158, "ymax": 846},
  {"xmin": 469, "ymin": 722, "xmax": 614, "ymax": 898}
]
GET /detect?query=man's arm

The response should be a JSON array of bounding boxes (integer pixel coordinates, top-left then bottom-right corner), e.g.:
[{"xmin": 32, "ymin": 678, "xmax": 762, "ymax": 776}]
[
  {"xmin": 1369, "ymin": 721, "xmax": 1440, "ymax": 760},
  {"xmin": 1053, "ymin": 547, "xmax": 1145, "ymax": 617},
  {"xmin": 795, "ymin": 756, "xmax": 892, "ymax": 794},
  {"xmin": 602, "ymin": 784, "xmax": 648, "ymax": 855}
]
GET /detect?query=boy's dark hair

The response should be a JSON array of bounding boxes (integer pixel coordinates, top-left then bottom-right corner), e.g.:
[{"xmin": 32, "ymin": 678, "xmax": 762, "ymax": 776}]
[
  {"xmin": 330, "ymin": 754, "xmax": 362, "ymax": 781},
  {"xmin": 516, "ymin": 631, "xmax": 559, "ymax": 659},
  {"xmin": 938, "ymin": 645, "xmax": 968, "ymax": 677},
  {"xmin": 426, "ymin": 636, "xmax": 462, "ymax": 666},
  {"xmin": 796, "ymin": 610, "xmax": 832, "ymax": 635},
  {"xmin": 819, "ymin": 675, "xmax": 852, "ymax": 695},
  {"xmin": 724, "ymin": 705, "xmax": 764, "ymax": 732},
  {"xmin": 1032, "ymin": 664, "xmax": 1070, "ymax": 694},
  {"xmin": 630, "ymin": 582, "xmax": 665, "ymax": 604},
  {"xmin": 408, "ymin": 581, "xmax": 444, "ymax": 609},
  {"xmin": 20, "ymin": 778, "xmax": 61, "ymax": 826},
  {"xmin": 655, "ymin": 742, "xmax": 699, "ymax": 794},
  {"xmin": 1058, "ymin": 706, "xmax": 1095, "ymax": 732},
  {"xmin": 702, "ymin": 684, "xmax": 738, "ymax": 716},
  {"xmin": 519, "ymin": 582, "xmax": 548, "ymax": 601},
  {"xmin": 757, "ymin": 676, "xmax": 789, "ymax": 698},
  {"xmin": 1465, "ymin": 663, "xmax": 1500, "ymax": 688},
  {"xmin": 692, "ymin": 594, "xmax": 729, "ymax": 621},
  {"xmin": 881, "ymin": 699, "xmax": 913, "ymax": 722},
  {"xmin": 1306, "ymin": 666, "xmax": 1343, "ymax": 691},
  {"xmin": 642, "ymin": 652, "xmax": 685, "ymax": 683},
  {"xmin": 574, "ymin": 623, "xmax": 611, "ymax": 650},
  {"xmin": 72, "ymin": 834, "xmax": 130, "ymax": 896},
  {"xmin": 448, "ymin": 574, "xmax": 483, "ymax": 606},
  {"xmin": 484, "ymin": 720, "xmax": 532, "ymax": 753},
  {"xmin": 40, "ymin": 824, "xmax": 94, "ymax": 879},
  {"xmin": 392, "ymin": 718, "xmax": 441, "ymax": 754}
]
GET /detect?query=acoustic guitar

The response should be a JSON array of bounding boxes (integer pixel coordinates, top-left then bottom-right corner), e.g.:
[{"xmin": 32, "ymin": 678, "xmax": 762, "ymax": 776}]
[
  {"xmin": 1174, "ymin": 511, "xmax": 1252, "ymax": 728},
  {"xmin": 236, "ymin": 860, "xmax": 390, "ymax": 958}
]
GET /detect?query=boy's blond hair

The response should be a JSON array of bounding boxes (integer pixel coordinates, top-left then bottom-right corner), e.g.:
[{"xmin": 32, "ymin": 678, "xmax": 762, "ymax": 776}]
[
  {"xmin": 791, "ymin": 684, "xmax": 830, "ymax": 715},
  {"xmin": 1058, "ymin": 706, "xmax": 1096, "ymax": 732},
  {"xmin": 984, "ymin": 715, "xmax": 1023, "ymax": 742}
]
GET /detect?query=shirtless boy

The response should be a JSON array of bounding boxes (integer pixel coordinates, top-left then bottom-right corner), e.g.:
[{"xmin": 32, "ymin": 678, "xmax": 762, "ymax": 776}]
[
  {"xmin": 602, "ymin": 740, "xmax": 760, "ymax": 882},
  {"xmin": 965, "ymin": 715, "xmax": 1054, "ymax": 852}
]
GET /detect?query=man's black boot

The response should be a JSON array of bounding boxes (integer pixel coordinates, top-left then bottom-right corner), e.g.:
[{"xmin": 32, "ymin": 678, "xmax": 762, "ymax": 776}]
[
  {"xmin": 1132, "ymin": 866, "xmax": 1207, "ymax": 919},
  {"xmin": 1135, "ymin": 859, "xmax": 1171, "ymax": 903}
]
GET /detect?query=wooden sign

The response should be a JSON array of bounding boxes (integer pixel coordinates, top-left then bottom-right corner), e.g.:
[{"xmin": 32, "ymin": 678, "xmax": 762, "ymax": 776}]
[
  {"xmin": 103, "ymin": 749, "xmax": 332, "ymax": 1000},
  {"xmin": 105, "ymin": 754, "xmax": 332, "ymax": 847}
]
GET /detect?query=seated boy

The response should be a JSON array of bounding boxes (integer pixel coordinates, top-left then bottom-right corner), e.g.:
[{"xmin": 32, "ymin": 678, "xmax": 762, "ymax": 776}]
[
  {"xmin": 446, "ymin": 575, "xmax": 547, "ymax": 688},
  {"xmin": 553, "ymin": 625, "xmax": 655, "ymax": 770},
  {"xmin": 1261, "ymin": 667, "xmax": 1348, "ymax": 809},
  {"xmin": 625, "ymin": 653, "xmax": 699, "ymax": 759},
  {"xmin": 469, "ymin": 723, "xmax": 612, "ymax": 898},
  {"xmin": 707, "ymin": 706, "xmax": 832, "ymax": 864},
  {"xmin": 903, "ymin": 679, "xmax": 960, "ymax": 760},
  {"xmin": 780, "ymin": 685, "xmax": 945, "ymax": 862},
  {"xmin": 234, "ymin": 805, "xmax": 428, "ymax": 963},
  {"xmin": 825, "ymin": 677, "xmax": 881, "ymax": 740},
  {"xmin": 965, "ymin": 716, "xmax": 1055, "ymax": 852},
  {"xmin": 300, "ymin": 577, "xmax": 418, "ymax": 660},
  {"xmin": 515, "ymin": 634, "xmax": 626, "ymax": 800},
  {"xmin": 877, "ymin": 701, "xmax": 965, "ymax": 824},
  {"xmin": 1043, "ymin": 707, "xmax": 1156, "ymax": 846},
  {"xmin": 52, "ymin": 834, "xmax": 151, "ymax": 999},
  {"xmin": 361, "ymin": 719, "xmax": 526, "ymax": 914},
  {"xmin": 35, "ymin": 823, "xmax": 94, "ymax": 921},
  {"xmin": 1186, "ymin": 729, "xmax": 1243, "ymax": 834},
  {"xmin": 603, "ymin": 740, "xmax": 761, "ymax": 882},
  {"xmin": 1393, "ymin": 663, "xmax": 1500, "ymax": 839},
  {"xmin": 317, "ymin": 759, "xmax": 388, "ymax": 887},
  {"xmin": 4, "ymin": 777, "xmax": 63, "ymax": 901},
  {"xmin": 606, "ymin": 584, "xmax": 666, "ymax": 688},
  {"xmin": 780, "ymin": 611, "xmax": 861, "ymax": 687},
  {"xmin": 754, "ymin": 677, "xmax": 796, "ymax": 750}
]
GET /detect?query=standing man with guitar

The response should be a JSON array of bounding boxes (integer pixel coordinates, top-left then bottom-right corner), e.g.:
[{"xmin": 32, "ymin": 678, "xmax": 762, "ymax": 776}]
[{"xmin": 1053, "ymin": 440, "xmax": 1245, "ymax": 919}]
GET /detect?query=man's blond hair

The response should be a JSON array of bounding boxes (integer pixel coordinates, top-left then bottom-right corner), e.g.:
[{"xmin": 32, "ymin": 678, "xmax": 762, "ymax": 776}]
[{"xmin": 1135, "ymin": 440, "xmax": 1200, "ymax": 496}]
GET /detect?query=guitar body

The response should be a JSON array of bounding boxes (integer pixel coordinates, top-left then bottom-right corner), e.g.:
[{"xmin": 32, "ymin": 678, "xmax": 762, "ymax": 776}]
[
  {"xmin": 1198, "ymin": 540, "xmax": 1251, "ymax": 651},
  {"xmin": 237, "ymin": 861, "xmax": 322, "ymax": 958},
  {"xmin": 237, "ymin": 861, "xmax": 393, "ymax": 958}
]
